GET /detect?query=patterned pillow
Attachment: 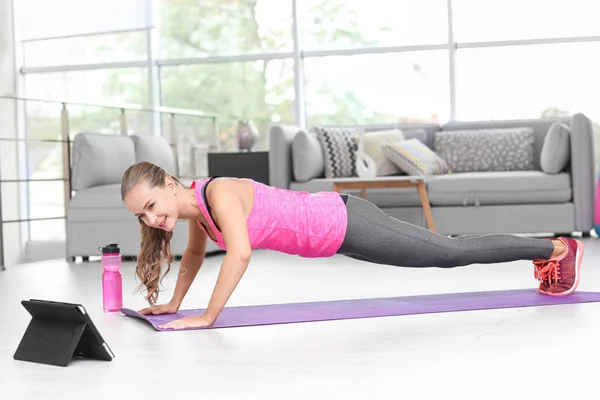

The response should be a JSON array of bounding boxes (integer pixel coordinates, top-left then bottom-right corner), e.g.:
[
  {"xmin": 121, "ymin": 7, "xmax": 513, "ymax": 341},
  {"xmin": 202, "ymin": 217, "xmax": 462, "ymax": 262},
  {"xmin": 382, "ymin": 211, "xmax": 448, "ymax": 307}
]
[
  {"xmin": 434, "ymin": 127, "xmax": 535, "ymax": 173},
  {"xmin": 314, "ymin": 126, "xmax": 359, "ymax": 178},
  {"xmin": 383, "ymin": 139, "xmax": 450, "ymax": 176}
]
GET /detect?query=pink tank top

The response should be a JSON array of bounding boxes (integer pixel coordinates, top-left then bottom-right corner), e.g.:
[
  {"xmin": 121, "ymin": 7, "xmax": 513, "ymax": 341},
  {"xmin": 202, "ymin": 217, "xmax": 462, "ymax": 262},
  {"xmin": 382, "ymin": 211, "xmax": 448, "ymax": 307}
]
[{"xmin": 190, "ymin": 178, "xmax": 348, "ymax": 257}]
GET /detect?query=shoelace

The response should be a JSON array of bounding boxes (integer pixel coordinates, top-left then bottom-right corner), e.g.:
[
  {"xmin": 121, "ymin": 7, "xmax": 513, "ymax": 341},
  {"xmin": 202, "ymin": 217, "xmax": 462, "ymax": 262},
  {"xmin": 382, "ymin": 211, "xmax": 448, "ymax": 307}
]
[{"xmin": 533, "ymin": 260, "xmax": 561, "ymax": 285}]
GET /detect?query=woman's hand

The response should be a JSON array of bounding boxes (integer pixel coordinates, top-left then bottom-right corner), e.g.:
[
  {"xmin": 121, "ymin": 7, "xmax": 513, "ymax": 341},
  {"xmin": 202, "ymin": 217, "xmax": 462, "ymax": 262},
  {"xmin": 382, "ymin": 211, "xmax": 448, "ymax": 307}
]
[
  {"xmin": 158, "ymin": 314, "xmax": 214, "ymax": 330},
  {"xmin": 138, "ymin": 300, "xmax": 180, "ymax": 315}
]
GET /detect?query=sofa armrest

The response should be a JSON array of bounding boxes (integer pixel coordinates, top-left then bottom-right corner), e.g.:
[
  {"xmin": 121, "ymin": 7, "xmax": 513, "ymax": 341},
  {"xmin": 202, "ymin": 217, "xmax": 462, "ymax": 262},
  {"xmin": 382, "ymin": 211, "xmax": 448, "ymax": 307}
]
[
  {"xmin": 268, "ymin": 124, "xmax": 303, "ymax": 189},
  {"xmin": 570, "ymin": 113, "xmax": 595, "ymax": 233}
]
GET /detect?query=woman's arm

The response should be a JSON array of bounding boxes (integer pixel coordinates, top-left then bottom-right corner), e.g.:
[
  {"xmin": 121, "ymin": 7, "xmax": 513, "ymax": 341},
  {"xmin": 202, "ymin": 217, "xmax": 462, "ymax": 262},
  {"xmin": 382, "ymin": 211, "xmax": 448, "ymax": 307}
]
[
  {"xmin": 157, "ymin": 180, "xmax": 252, "ymax": 329},
  {"xmin": 140, "ymin": 219, "xmax": 207, "ymax": 316},
  {"xmin": 170, "ymin": 219, "xmax": 209, "ymax": 307},
  {"xmin": 202, "ymin": 181, "xmax": 252, "ymax": 325}
]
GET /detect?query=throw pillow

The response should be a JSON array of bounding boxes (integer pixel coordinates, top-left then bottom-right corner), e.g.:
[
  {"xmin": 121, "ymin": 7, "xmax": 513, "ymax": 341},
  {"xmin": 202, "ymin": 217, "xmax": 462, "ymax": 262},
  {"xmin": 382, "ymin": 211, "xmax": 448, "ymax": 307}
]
[
  {"xmin": 434, "ymin": 127, "xmax": 535, "ymax": 173},
  {"xmin": 540, "ymin": 122, "xmax": 571, "ymax": 174},
  {"xmin": 291, "ymin": 130, "xmax": 325, "ymax": 182},
  {"xmin": 314, "ymin": 126, "xmax": 359, "ymax": 178},
  {"xmin": 351, "ymin": 129, "xmax": 406, "ymax": 176},
  {"xmin": 383, "ymin": 138, "xmax": 450, "ymax": 176}
]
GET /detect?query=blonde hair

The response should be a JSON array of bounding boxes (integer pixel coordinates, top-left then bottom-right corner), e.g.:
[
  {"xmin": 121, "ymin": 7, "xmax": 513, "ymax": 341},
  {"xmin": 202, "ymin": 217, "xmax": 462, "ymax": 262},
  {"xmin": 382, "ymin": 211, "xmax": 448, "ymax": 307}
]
[{"xmin": 120, "ymin": 161, "xmax": 188, "ymax": 305}]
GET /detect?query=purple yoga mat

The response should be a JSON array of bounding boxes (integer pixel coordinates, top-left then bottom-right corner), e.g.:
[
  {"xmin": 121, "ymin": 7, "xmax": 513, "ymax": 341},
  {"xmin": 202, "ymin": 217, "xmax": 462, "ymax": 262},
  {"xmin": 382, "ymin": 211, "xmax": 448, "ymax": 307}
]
[{"xmin": 120, "ymin": 289, "xmax": 600, "ymax": 331}]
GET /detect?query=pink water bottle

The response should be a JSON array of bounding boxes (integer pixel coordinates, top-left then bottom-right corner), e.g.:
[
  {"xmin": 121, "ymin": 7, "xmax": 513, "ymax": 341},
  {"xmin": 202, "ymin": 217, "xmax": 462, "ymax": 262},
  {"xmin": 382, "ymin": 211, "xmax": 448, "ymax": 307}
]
[{"xmin": 100, "ymin": 243, "xmax": 123, "ymax": 312}]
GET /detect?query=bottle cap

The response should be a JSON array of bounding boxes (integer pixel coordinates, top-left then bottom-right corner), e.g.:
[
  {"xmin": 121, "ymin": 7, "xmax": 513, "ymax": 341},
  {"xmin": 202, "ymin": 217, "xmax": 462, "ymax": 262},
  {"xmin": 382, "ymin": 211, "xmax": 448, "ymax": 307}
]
[{"xmin": 99, "ymin": 243, "xmax": 120, "ymax": 254}]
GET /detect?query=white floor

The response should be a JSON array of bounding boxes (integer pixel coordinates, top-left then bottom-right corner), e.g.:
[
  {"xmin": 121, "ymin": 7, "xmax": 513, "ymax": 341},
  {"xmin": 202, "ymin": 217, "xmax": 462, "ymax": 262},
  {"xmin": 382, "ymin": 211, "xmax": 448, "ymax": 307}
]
[{"xmin": 2, "ymin": 237, "xmax": 600, "ymax": 399}]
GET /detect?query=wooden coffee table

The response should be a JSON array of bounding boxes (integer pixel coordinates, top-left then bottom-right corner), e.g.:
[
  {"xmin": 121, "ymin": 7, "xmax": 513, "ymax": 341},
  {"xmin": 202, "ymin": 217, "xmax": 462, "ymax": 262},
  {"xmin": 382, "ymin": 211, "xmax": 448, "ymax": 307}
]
[{"xmin": 331, "ymin": 176, "xmax": 436, "ymax": 232}]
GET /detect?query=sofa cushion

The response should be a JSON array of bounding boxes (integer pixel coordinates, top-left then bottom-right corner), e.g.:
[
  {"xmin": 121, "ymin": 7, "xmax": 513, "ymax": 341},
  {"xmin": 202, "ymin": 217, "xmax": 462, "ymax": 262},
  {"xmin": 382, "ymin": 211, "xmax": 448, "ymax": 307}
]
[
  {"xmin": 67, "ymin": 184, "xmax": 131, "ymax": 222},
  {"xmin": 289, "ymin": 179, "xmax": 423, "ymax": 207},
  {"xmin": 314, "ymin": 126, "xmax": 359, "ymax": 178},
  {"xmin": 131, "ymin": 134, "xmax": 177, "ymax": 176},
  {"xmin": 71, "ymin": 133, "xmax": 136, "ymax": 191},
  {"xmin": 291, "ymin": 130, "xmax": 324, "ymax": 182},
  {"xmin": 434, "ymin": 127, "xmax": 535, "ymax": 173},
  {"xmin": 383, "ymin": 138, "xmax": 450, "ymax": 176},
  {"xmin": 427, "ymin": 171, "xmax": 571, "ymax": 206},
  {"xmin": 540, "ymin": 122, "xmax": 571, "ymax": 174}
]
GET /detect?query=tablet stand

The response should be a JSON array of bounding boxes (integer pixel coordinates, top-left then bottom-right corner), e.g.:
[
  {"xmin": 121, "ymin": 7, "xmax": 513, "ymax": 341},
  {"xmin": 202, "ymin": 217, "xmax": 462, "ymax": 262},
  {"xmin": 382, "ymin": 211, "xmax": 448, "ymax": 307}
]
[{"xmin": 14, "ymin": 299, "xmax": 115, "ymax": 367}]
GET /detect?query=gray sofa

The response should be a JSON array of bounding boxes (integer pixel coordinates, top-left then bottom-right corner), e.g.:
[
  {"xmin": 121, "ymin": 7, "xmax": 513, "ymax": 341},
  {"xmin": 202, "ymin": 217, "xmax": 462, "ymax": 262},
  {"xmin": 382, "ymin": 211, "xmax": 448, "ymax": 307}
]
[
  {"xmin": 269, "ymin": 114, "xmax": 595, "ymax": 236},
  {"xmin": 66, "ymin": 132, "xmax": 221, "ymax": 259}
]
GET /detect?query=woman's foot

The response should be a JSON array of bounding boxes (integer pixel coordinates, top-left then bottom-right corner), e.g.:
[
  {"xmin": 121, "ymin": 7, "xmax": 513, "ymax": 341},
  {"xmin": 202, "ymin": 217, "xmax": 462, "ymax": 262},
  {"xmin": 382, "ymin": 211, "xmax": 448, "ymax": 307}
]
[{"xmin": 533, "ymin": 237, "xmax": 584, "ymax": 296}]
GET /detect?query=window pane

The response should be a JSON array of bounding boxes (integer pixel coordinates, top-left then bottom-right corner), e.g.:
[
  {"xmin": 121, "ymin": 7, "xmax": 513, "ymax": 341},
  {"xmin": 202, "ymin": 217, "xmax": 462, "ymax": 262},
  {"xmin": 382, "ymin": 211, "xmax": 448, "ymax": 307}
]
[
  {"xmin": 455, "ymin": 42, "xmax": 600, "ymax": 164},
  {"xmin": 19, "ymin": 0, "xmax": 150, "ymax": 40},
  {"xmin": 27, "ymin": 141, "xmax": 63, "ymax": 180},
  {"xmin": 158, "ymin": 0, "xmax": 293, "ymax": 58},
  {"xmin": 304, "ymin": 51, "xmax": 449, "ymax": 126},
  {"xmin": 453, "ymin": 0, "xmax": 600, "ymax": 42},
  {"xmin": 28, "ymin": 181, "xmax": 65, "ymax": 221},
  {"xmin": 160, "ymin": 58, "xmax": 295, "ymax": 154},
  {"xmin": 25, "ymin": 101, "xmax": 152, "ymax": 141},
  {"xmin": 24, "ymin": 68, "xmax": 147, "ymax": 104},
  {"xmin": 455, "ymin": 43, "xmax": 600, "ymax": 122},
  {"xmin": 25, "ymin": 102, "xmax": 62, "ymax": 141},
  {"xmin": 29, "ymin": 219, "xmax": 66, "ymax": 241},
  {"xmin": 300, "ymin": 0, "xmax": 447, "ymax": 51},
  {"xmin": 24, "ymin": 69, "xmax": 151, "ymax": 140},
  {"xmin": 23, "ymin": 31, "xmax": 148, "ymax": 67}
]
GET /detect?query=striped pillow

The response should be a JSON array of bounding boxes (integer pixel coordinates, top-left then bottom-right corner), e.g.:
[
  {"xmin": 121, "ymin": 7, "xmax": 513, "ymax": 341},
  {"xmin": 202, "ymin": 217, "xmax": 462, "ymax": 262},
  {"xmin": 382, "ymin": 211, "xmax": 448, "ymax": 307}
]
[{"xmin": 383, "ymin": 138, "xmax": 450, "ymax": 176}]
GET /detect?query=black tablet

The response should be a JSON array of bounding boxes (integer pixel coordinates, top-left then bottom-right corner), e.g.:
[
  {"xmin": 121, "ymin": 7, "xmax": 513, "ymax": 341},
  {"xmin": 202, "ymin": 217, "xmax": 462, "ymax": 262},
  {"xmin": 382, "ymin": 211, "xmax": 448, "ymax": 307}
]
[{"xmin": 14, "ymin": 299, "xmax": 115, "ymax": 367}]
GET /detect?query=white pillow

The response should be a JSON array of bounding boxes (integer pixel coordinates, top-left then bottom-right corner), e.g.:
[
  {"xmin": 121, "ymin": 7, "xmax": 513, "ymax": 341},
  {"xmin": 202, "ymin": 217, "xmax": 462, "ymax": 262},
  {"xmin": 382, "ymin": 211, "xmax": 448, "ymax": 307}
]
[{"xmin": 352, "ymin": 129, "xmax": 406, "ymax": 176}]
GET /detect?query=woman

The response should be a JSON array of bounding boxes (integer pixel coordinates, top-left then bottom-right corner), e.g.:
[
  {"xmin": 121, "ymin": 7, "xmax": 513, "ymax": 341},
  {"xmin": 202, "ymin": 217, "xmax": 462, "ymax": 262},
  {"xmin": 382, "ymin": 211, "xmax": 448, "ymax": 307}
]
[{"xmin": 121, "ymin": 161, "xmax": 584, "ymax": 330}]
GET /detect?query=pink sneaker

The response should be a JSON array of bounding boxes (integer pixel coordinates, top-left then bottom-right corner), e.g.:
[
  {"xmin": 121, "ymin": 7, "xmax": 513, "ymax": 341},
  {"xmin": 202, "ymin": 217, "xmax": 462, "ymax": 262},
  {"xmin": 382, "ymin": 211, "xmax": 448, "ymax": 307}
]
[{"xmin": 533, "ymin": 237, "xmax": 584, "ymax": 296}]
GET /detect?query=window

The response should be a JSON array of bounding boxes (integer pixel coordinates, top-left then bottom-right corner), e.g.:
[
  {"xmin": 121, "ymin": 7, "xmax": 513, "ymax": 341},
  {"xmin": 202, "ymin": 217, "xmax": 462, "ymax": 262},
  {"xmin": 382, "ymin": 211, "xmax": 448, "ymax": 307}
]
[
  {"xmin": 29, "ymin": 220, "xmax": 66, "ymax": 241},
  {"xmin": 24, "ymin": 68, "xmax": 148, "ymax": 104},
  {"xmin": 24, "ymin": 68, "xmax": 150, "ymax": 139},
  {"xmin": 22, "ymin": 69, "xmax": 150, "ymax": 243},
  {"xmin": 28, "ymin": 181, "xmax": 65, "ymax": 221},
  {"xmin": 160, "ymin": 58, "xmax": 295, "ymax": 152},
  {"xmin": 299, "ymin": 0, "xmax": 448, "ymax": 50},
  {"xmin": 18, "ymin": 0, "xmax": 150, "ymax": 40},
  {"xmin": 23, "ymin": 31, "xmax": 148, "ymax": 67},
  {"xmin": 455, "ymin": 42, "xmax": 600, "ymax": 164},
  {"xmin": 455, "ymin": 42, "xmax": 600, "ymax": 122},
  {"xmin": 453, "ymin": 0, "xmax": 600, "ymax": 42},
  {"xmin": 158, "ymin": 0, "xmax": 293, "ymax": 58},
  {"xmin": 304, "ymin": 51, "xmax": 449, "ymax": 126},
  {"xmin": 23, "ymin": 111, "xmax": 66, "ymax": 241}
]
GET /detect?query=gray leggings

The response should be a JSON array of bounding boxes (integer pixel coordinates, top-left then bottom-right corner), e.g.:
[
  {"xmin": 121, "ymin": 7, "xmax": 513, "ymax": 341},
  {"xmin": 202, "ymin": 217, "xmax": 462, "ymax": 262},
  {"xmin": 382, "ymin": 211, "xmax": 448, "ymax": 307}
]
[{"xmin": 336, "ymin": 194, "xmax": 555, "ymax": 268}]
